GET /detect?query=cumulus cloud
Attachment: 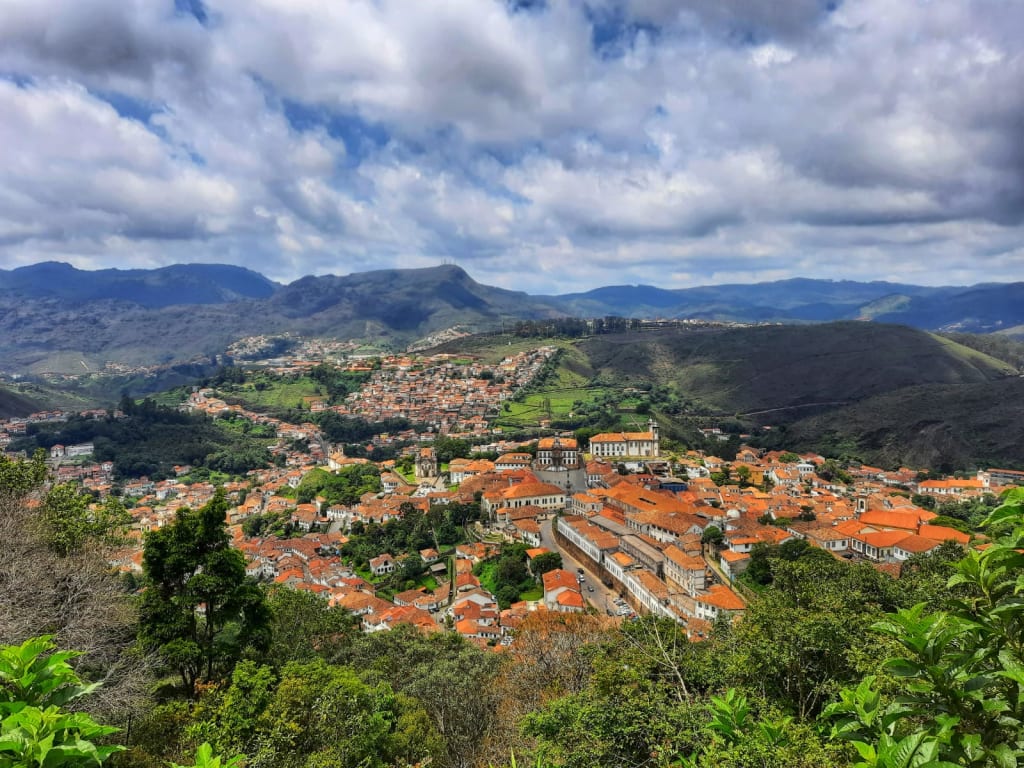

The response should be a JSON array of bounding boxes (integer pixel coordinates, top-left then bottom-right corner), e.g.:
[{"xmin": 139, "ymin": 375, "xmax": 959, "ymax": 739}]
[{"xmin": 0, "ymin": 0, "xmax": 1022, "ymax": 292}]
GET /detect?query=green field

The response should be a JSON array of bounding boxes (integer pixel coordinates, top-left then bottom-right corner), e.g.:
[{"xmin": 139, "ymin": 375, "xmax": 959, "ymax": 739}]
[
  {"xmin": 215, "ymin": 375, "xmax": 324, "ymax": 411},
  {"xmin": 496, "ymin": 386, "xmax": 610, "ymax": 427}
]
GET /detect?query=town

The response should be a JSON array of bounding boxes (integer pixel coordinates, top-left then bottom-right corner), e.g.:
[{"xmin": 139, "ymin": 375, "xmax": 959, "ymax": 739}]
[{"xmin": 2, "ymin": 346, "xmax": 1020, "ymax": 651}]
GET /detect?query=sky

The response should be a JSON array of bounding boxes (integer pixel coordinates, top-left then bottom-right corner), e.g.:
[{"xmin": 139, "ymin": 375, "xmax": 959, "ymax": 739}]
[{"xmin": 1, "ymin": 0, "xmax": 1023, "ymax": 294}]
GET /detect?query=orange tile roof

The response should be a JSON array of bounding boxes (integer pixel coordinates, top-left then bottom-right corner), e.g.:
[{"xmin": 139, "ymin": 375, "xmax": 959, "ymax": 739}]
[{"xmin": 699, "ymin": 584, "xmax": 745, "ymax": 611}]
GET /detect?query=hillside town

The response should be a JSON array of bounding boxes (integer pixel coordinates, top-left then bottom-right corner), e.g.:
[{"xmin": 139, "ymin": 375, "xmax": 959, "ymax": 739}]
[{"xmin": 4, "ymin": 376, "xmax": 1017, "ymax": 649}]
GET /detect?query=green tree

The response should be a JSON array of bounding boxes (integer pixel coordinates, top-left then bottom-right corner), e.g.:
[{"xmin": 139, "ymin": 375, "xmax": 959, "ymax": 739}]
[
  {"xmin": 530, "ymin": 552, "xmax": 563, "ymax": 577},
  {"xmin": 263, "ymin": 587, "xmax": 359, "ymax": 666},
  {"xmin": 41, "ymin": 487, "xmax": 130, "ymax": 556},
  {"xmin": 139, "ymin": 490, "xmax": 270, "ymax": 696},
  {"xmin": 195, "ymin": 659, "xmax": 442, "ymax": 768}
]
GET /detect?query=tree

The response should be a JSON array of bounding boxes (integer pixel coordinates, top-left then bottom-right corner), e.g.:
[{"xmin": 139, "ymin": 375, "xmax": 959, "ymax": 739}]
[
  {"xmin": 0, "ymin": 636, "xmax": 124, "ymax": 767},
  {"xmin": 139, "ymin": 490, "xmax": 270, "ymax": 696},
  {"xmin": 263, "ymin": 586, "xmax": 359, "ymax": 666},
  {"xmin": 530, "ymin": 552, "xmax": 562, "ymax": 577},
  {"xmin": 194, "ymin": 659, "xmax": 440, "ymax": 768},
  {"xmin": 701, "ymin": 525, "xmax": 724, "ymax": 551}
]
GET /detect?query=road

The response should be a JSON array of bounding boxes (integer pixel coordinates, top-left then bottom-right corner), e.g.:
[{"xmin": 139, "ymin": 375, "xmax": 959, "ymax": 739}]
[{"xmin": 540, "ymin": 517, "xmax": 628, "ymax": 617}]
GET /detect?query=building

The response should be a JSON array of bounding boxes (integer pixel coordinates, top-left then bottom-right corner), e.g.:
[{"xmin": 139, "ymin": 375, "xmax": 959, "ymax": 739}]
[
  {"xmin": 588, "ymin": 420, "xmax": 660, "ymax": 458},
  {"xmin": 415, "ymin": 447, "xmax": 438, "ymax": 480}
]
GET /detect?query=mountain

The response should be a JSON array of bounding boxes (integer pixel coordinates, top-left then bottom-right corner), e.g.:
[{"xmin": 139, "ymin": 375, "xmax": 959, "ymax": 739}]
[
  {"xmin": 0, "ymin": 383, "xmax": 43, "ymax": 419},
  {"xmin": 434, "ymin": 321, "xmax": 1020, "ymax": 469},
  {"xmin": 0, "ymin": 264, "xmax": 564, "ymax": 372},
  {"xmin": 265, "ymin": 264, "xmax": 561, "ymax": 337},
  {"xmin": 0, "ymin": 262, "xmax": 279, "ymax": 307},
  {"xmin": 543, "ymin": 278, "xmax": 955, "ymax": 322},
  {"xmin": 2, "ymin": 261, "xmax": 1023, "ymax": 375},
  {"xmin": 543, "ymin": 278, "xmax": 1024, "ymax": 333},
  {"xmin": 874, "ymin": 283, "xmax": 1024, "ymax": 333}
]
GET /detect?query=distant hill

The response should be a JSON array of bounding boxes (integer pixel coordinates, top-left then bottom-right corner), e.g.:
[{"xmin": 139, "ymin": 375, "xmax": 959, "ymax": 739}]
[
  {"xmin": 437, "ymin": 322, "xmax": 1019, "ymax": 470},
  {"xmin": 575, "ymin": 323, "xmax": 1014, "ymax": 417},
  {"xmin": 544, "ymin": 279, "xmax": 1024, "ymax": 333},
  {"xmin": 0, "ymin": 264, "xmax": 563, "ymax": 372},
  {"xmin": 0, "ymin": 383, "xmax": 43, "ymax": 419},
  {"xmin": 0, "ymin": 262, "xmax": 279, "ymax": 307},
  {"xmin": 776, "ymin": 377, "xmax": 1024, "ymax": 471},
  {"xmin": 874, "ymin": 283, "xmax": 1024, "ymax": 333},
  {"xmin": 264, "ymin": 264, "xmax": 561, "ymax": 338},
  {"xmin": 543, "ymin": 278, "xmax": 954, "ymax": 322}
]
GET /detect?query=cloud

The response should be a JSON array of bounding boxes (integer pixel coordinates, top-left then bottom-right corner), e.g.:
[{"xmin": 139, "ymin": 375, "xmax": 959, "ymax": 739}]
[{"xmin": 0, "ymin": 0, "xmax": 1022, "ymax": 293}]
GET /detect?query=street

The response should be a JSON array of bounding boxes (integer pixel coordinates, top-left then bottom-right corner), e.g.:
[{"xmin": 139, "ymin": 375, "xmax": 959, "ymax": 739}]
[{"xmin": 539, "ymin": 517, "xmax": 626, "ymax": 617}]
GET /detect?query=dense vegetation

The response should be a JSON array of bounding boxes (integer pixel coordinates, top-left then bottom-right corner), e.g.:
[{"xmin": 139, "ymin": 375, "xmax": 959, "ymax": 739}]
[{"xmin": 9, "ymin": 399, "xmax": 273, "ymax": 480}]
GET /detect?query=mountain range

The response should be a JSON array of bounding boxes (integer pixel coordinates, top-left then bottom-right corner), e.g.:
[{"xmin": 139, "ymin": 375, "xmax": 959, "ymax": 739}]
[{"xmin": 1, "ymin": 261, "xmax": 1023, "ymax": 374}]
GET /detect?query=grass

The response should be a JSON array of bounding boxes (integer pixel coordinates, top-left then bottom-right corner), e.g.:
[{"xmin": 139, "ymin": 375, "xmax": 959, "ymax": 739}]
[
  {"xmin": 216, "ymin": 375, "xmax": 324, "ymax": 411},
  {"xmin": 496, "ymin": 386, "xmax": 611, "ymax": 428},
  {"xmin": 417, "ymin": 575, "xmax": 439, "ymax": 591},
  {"xmin": 518, "ymin": 586, "xmax": 543, "ymax": 601},
  {"xmin": 476, "ymin": 562, "xmax": 497, "ymax": 595}
]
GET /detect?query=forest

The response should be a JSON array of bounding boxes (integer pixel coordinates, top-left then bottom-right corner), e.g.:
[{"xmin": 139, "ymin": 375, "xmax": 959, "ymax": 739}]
[
  {"xmin": 2, "ymin": 449, "xmax": 1023, "ymax": 768},
  {"xmin": 9, "ymin": 399, "xmax": 273, "ymax": 480}
]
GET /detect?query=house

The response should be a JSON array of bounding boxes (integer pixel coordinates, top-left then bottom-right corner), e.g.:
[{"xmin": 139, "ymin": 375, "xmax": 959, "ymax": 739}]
[
  {"xmin": 485, "ymin": 481, "xmax": 566, "ymax": 515},
  {"xmin": 892, "ymin": 535, "xmax": 944, "ymax": 560},
  {"xmin": 542, "ymin": 569, "xmax": 583, "ymax": 612},
  {"xmin": 512, "ymin": 518, "xmax": 542, "ymax": 547},
  {"xmin": 693, "ymin": 584, "xmax": 745, "ymax": 622},
  {"xmin": 719, "ymin": 549, "xmax": 751, "ymax": 580},
  {"xmin": 850, "ymin": 530, "xmax": 909, "ymax": 562},
  {"xmin": 369, "ymin": 553, "xmax": 397, "ymax": 576},
  {"xmin": 663, "ymin": 545, "xmax": 707, "ymax": 595}
]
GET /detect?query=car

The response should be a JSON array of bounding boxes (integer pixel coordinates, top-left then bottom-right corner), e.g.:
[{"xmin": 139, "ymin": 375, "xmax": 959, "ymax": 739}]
[
  {"xmin": 577, "ymin": 567, "xmax": 584, "ymax": 574},
  {"xmin": 587, "ymin": 585, "xmax": 594, "ymax": 592}
]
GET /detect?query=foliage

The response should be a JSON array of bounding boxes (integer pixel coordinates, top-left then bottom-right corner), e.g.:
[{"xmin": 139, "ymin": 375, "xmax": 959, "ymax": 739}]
[
  {"xmin": 728, "ymin": 555, "xmax": 900, "ymax": 718},
  {"xmin": 9, "ymin": 402, "xmax": 271, "ymax": 480},
  {"xmin": 169, "ymin": 742, "xmax": 244, "ymax": 768},
  {"xmin": 295, "ymin": 465, "xmax": 381, "ymax": 506},
  {"xmin": 823, "ymin": 487, "xmax": 1024, "ymax": 767},
  {"xmin": 477, "ymin": 545, "xmax": 538, "ymax": 609},
  {"xmin": 337, "ymin": 626, "xmax": 502, "ymax": 768},
  {"xmin": 191, "ymin": 659, "xmax": 440, "ymax": 768},
  {"xmin": 0, "ymin": 636, "xmax": 124, "ymax": 767},
  {"xmin": 314, "ymin": 412, "xmax": 414, "ymax": 446},
  {"xmin": 138, "ymin": 490, "xmax": 270, "ymax": 697},
  {"xmin": 341, "ymin": 502, "xmax": 481, "ymax": 575},
  {"xmin": 0, "ymin": 455, "xmax": 143, "ymax": 725},
  {"xmin": 530, "ymin": 552, "xmax": 563, "ymax": 577},
  {"xmin": 40, "ymin": 488, "xmax": 130, "ymax": 557},
  {"xmin": 263, "ymin": 587, "xmax": 359, "ymax": 666}
]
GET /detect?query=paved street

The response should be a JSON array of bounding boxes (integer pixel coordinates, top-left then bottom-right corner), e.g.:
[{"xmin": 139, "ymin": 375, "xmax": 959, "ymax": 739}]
[{"xmin": 540, "ymin": 517, "xmax": 628, "ymax": 617}]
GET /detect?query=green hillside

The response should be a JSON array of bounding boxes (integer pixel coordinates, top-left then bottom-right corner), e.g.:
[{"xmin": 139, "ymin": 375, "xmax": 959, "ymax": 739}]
[
  {"xmin": 0, "ymin": 383, "xmax": 43, "ymax": 419},
  {"xmin": 575, "ymin": 322, "xmax": 1014, "ymax": 418},
  {"xmin": 775, "ymin": 376, "xmax": 1024, "ymax": 471}
]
